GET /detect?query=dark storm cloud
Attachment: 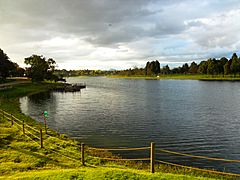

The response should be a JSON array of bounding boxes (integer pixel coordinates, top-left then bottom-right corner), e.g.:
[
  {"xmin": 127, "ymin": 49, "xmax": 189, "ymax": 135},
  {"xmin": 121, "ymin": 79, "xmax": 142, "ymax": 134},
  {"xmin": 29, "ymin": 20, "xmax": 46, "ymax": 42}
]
[{"xmin": 0, "ymin": 0, "xmax": 187, "ymax": 46}]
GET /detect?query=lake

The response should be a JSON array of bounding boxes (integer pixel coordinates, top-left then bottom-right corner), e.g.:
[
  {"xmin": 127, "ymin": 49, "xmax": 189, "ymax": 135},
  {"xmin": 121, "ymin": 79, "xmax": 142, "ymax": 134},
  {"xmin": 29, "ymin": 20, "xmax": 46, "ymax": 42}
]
[{"xmin": 20, "ymin": 77, "xmax": 240, "ymax": 173}]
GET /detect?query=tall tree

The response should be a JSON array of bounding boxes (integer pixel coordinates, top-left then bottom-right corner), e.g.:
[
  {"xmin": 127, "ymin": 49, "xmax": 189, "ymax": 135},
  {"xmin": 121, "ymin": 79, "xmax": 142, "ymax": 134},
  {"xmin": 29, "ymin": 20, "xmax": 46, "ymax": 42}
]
[
  {"xmin": 198, "ymin": 61, "xmax": 208, "ymax": 74},
  {"xmin": 218, "ymin": 57, "xmax": 228, "ymax": 76},
  {"xmin": 181, "ymin": 63, "xmax": 189, "ymax": 74},
  {"xmin": 0, "ymin": 48, "xmax": 15, "ymax": 80},
  {"xmin": 207, "ymin": 59, "xmax": 218, "ymax": 76},
  {"xmin": 24, "ymin": 55, "xmax": 56, "ymax": 82},
  {"xmin": 145, "ymin": 60, "xmax": 160, "ymax": 76},
  {"xmin": 161, "ymin": 65, "xmax": 170, "ymax": 74},
  {"xmin": 189, "ymin": 61, "xmax": 198, "ymax": 74},
  {"xmin": 230, "ymin": 53, "xmax": 240, "ymax": 77},
  {"xmin": 224, "ymin": 59, "xmax": 232, "ymax": 75}
]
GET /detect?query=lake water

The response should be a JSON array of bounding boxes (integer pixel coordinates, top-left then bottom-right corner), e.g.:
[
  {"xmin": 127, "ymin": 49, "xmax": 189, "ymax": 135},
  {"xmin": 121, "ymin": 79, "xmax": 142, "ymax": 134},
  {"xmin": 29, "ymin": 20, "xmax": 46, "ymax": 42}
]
[{"xmin": 20, "ymin": 77, "xmax": 240, "ymax": 173}]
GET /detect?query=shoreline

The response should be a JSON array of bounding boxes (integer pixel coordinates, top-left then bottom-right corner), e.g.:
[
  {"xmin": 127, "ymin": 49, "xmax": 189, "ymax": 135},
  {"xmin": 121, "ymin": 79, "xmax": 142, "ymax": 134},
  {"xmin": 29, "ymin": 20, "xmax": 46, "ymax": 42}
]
[{"xmin": 107, "ymin": 74, "xmax": 240, "ymax": 81}]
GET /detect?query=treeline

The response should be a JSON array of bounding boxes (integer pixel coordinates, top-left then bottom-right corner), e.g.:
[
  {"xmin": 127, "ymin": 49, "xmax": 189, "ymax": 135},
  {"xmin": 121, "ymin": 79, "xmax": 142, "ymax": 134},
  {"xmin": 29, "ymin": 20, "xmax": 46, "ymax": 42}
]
[
  {"xmin": 115, "ymin": 60, "xmax": 161, "ymax": 76},
  {"xmin": 169, "ymin": 53, "xmax": 240, "ymax": 76},
  {"xmin": 114, "ymin": 53, "xmax": 240, "ymax": 77},
  {"xmin": 1, "ymin": 46, "xmax": 240, "ymax": 81},
  {"xmin": 54, "ymin": 69, "xmax": 114, "ymax": 77},
  {"xmin": 0, "ymin": 49, "xmax": 25, "ymax": 82},
  {"xmin": 0, "ymin": 48, "xmax": 58, "ymax": 82}
]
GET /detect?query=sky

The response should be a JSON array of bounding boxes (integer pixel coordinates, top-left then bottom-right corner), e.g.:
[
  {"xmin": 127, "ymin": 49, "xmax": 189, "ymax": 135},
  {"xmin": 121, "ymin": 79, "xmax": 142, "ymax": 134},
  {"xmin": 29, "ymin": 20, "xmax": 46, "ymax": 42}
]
[{"xmin": 0, "ymin": 0, "xmax": 240, "ymax": 70}]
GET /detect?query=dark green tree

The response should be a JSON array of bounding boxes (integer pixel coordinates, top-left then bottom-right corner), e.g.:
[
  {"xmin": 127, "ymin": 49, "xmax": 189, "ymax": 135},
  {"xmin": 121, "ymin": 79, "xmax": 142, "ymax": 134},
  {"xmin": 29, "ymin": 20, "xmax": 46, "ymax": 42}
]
[
  {"xmin": 145, "ymin": 60, "xmax": 160, "ymax": 76},
  {"xmin": 189, "ymin": 62, "xmax": 198, "ymax": 74},
  {"xmin": 161, "ymin": 65, "xmax": 170, "ymax": 74},
  {"xmin": 12, "ymin": 63, "xmax": 25, "ymax": 77},
  {"xmin": 224, "ymin": 59, "xmax": 232, "ymax": 75},
  {"xmin": 218, "ymin": 57, "xmax": 228, "ymax": 76},
  {"xmin": 230, "ymin": 53, "xmax": 240, "ymax": 77},
  {"xmin": 198, "ymin": 61, "xmax": 208, "ymax": 74},
  {"xmin": 181, "ymin": 63, "xmax": 189, "ymax": 74},
  {"xmin": 0, "ymin": 48, "xmax": 15, "ymax": 80},
  {"xmin": 24, "ymin": 55, "xmax": 56, "ymax": 82},
  {"xmin": 207, "ymin": 59, "xmax": 218, "ymax": 76}
]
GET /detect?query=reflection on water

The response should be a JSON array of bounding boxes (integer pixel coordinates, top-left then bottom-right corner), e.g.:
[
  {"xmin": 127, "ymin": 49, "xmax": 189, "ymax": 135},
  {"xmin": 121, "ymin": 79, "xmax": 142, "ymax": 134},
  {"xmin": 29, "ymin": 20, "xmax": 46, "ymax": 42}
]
[{"xmin": 20, "ymin": 77, "xmax": 240, "ymax": 173}]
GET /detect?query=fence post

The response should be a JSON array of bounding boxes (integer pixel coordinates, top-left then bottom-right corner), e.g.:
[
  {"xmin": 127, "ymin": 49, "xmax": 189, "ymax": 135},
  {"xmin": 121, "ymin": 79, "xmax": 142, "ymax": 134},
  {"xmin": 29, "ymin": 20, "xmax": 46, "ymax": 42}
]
[
  {"xmin": 81, "ymin": 143, "xmax": 85, "ymax": 166},
  {"xmin": 150, "ymin": 142, "xmax": 155, "ymax": 173},
  {"xmin": 44, "ymin": 117, "xmax": 47, "ymax": 134},
  {"xmin": 22, "ymin": 120, "xmax": 25, "ymax": 134},
  {"xmin": 2, "ymin": 111, "xmax": 4, "ymax": 120},
  {"xmin": 40, "ymin": 129, "xmax": 43, "ymax": 148},
  {"xmin": 11, "ymin": 114, "xmax": 13, "ymax": 126}
]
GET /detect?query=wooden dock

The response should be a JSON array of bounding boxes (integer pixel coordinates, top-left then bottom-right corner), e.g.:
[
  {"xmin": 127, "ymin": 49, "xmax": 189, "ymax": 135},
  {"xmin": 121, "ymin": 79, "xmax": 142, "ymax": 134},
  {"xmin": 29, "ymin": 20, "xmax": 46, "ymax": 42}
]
[{"xmin": 52, "ymin": 83, "xmax": 86, "ymax": 92}]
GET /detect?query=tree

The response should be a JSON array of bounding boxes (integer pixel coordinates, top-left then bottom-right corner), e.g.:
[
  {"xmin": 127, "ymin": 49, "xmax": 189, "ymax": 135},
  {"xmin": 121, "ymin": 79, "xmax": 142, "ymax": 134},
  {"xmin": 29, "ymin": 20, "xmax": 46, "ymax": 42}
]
[
  {"xmin": 12, "ymin": 63, "xmax": 25, "ymax": 77},
  {"xmin": 224, "ymin": 59, "xmax": 232, "ymax": 75},
  {"xmin": 189, "ymin": 62, "xmax": 198, "ymax": 74},
  {"xmin": 198, "ymin": 61, "xmax": 208, "ymax": 74},
  {"xmin": 24, "ymin": 55, "xmax": 56, "ymax": 82},
  {"xmin": 161, "ymin": 65, "xmax": 170, "ymax": 74},
  {"xmin": 207, "ymin": 59, "xmax": 218, "ymax": 76},
  {"xmin": 181, "ymin": 63, "xmax": 189, "ymax": 74},
  {"xmin": 145, "ymin": 60, "xmax": 160, "ymax": 76},
  {"xmin": 0, "ymin": 48, "xmax": 15, "ymax": 80},
  {"xmin": 230, "ymin": 53, "xmax": 240, "ymax": 77},
  {"xmin": 218, "ymin": 57, "xmax": 228, "ymax": 76}
]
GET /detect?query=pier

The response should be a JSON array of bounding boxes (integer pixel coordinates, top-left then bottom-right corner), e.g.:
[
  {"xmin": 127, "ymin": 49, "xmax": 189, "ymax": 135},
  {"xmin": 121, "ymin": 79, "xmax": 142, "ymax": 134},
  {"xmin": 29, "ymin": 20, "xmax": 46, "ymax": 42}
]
[{"xmin": 52, "ymin": 83, "xmax": 86, "ymax": 92}]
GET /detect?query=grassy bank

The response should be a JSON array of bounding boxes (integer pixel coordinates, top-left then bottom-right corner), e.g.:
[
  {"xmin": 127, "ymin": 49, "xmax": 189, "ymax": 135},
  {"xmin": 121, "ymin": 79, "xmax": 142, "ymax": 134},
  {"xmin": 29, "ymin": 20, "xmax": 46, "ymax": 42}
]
[
  {"xmin": 108, "ymin": 74, "xmax": 240, "ymax": 81},
  {"xmin": 0, "ymin": 82, "xmax": 238, "ymax": 179},
  {"xmin": 0, "ymin": 167, "xmax": 218, "ymax": 180}
]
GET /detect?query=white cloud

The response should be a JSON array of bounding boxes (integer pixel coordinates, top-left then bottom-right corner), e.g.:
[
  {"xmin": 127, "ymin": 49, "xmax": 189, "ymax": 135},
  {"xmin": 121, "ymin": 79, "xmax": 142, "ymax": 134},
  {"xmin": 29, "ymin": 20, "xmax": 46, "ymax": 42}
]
[{"xmin": 0, "ymin": 0, "xmax": 240, "ymax": 69}]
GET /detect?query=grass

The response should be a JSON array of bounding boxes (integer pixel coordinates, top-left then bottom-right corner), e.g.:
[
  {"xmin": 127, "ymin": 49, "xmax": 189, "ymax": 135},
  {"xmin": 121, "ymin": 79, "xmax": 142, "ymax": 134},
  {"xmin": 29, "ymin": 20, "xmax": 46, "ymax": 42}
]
[
  {"xmin": 0, "ymin": 82, "xmax": 239, "ymax": 179},
  {"xmin": 108, "ymin": 74, "xmax": 240, "ymax": 81},
  {"xmin": 0, "ymin": 167, "xmax": 219, "ymax": 180}
]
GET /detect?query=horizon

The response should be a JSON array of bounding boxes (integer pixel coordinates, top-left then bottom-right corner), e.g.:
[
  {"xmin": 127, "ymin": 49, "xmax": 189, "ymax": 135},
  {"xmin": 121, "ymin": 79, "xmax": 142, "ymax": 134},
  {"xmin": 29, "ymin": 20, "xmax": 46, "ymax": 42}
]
[{"xmin": 0, "ymin": 0, "xmax": 240, "ymax": 70}]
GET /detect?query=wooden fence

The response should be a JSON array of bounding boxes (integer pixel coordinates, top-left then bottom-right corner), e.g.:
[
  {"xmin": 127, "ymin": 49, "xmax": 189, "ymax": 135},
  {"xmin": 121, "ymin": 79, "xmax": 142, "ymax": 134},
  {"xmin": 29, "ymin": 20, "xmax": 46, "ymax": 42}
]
[{"xmin": 1, "ymin": 109, "xmax": 240, "ymax": 177}]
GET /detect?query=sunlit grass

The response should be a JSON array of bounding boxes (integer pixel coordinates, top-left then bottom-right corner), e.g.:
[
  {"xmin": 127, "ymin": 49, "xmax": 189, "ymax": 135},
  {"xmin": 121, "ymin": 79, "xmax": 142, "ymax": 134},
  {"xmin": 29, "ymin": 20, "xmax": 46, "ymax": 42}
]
[{"xmin": 0, "ymin": 167, "xmax": 220, "ymax": 180}]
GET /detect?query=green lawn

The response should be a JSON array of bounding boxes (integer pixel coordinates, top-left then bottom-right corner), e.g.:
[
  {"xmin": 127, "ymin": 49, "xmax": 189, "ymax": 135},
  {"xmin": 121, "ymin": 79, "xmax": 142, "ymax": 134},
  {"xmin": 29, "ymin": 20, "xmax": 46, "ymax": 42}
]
[{"xmin": 0, "ymin": 167, "xmax": 218, "ymax": 180}]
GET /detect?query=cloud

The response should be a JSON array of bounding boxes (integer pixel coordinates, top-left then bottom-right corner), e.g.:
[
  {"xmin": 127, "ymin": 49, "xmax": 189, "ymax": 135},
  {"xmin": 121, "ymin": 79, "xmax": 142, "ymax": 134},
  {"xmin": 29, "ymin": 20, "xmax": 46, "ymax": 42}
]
[{"xmin": 0, "ymin": 0, "xmax": 240, "ymax": 69}]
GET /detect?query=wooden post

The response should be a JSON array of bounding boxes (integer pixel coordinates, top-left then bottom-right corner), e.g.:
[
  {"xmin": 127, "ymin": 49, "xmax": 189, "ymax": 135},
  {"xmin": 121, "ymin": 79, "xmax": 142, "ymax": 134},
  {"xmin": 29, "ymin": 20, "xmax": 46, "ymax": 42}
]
[
  {"xmin": 22, "ymin": 120, "xmax": 25, "ymax": 134},
  {"xmin": 40, "ymin": 129, "xmax": 43, "ymax": 148},
  {"xmin": 81, "ymin": 143, "xmax": 85, "ymax": 166},
  {"xmin": 11, "ymin": 114, "xmax": 13, "ymax": 126},
  {"xmin": 44, "ymin": 117, "xmax": 47, "ymax": 134},
  {"xmin": 150, "ymin": 142, "xmax": 155, "ymax": 173},
  {"xmin": 2, "ymin": 111, "xmax": 4, "ymax": 120}
]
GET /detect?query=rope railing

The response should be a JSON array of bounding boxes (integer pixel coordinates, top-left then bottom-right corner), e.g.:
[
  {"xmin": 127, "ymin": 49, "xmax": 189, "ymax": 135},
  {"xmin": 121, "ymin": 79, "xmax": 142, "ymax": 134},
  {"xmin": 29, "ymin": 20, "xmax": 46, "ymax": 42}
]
[
  {"xmin": 25, "ymin": 124, "xmax": 40, "ymax": 134},
  {"xmin": 1, "ymin": 108, "xmax": 240, "ymax": 177},
  {"xmin": 12, "ymin": 119, "xmax": 22, "ymax": 129},
  {"xmin": 157, "ymin": 148, "xmax": 240, "ymax": 163},
  {"xmin": 3, "ymin": 115, "xmax": 11, "ymax": 121},
  {"xmin": 1, "ymin": 109, "xmax": 11, "ymax": 116},
  {"xmin": 24, "ymin": 128, "xmax": 40, "ymax": 140},
  {"xmin": 23, "ymin": 131, "xmax": 41, "ymax": 146},
  {"xmin": 12, "ymin": 116, "xmax": 22, "ymax": 123},
  {"xmin": 44, "ymin": 146, "xmax": 81, "ymax": 162},
  {"xmin": 44, "ymin": 133, "xmax": 81, "ymax": 149},
  {"xmin": 156, "ymin": 160, "xmax": 240, "ymax": 177},
  {"xmin": 91, "ymin": 156, "xmax": 150, "ymax": 161},
  {"xmin": 44, "ymin": 140, "xmax": 81, "ymax": 156},
  {"xmin": 88, "ymin": 146, "xmax": 150, "ymax": 151}
]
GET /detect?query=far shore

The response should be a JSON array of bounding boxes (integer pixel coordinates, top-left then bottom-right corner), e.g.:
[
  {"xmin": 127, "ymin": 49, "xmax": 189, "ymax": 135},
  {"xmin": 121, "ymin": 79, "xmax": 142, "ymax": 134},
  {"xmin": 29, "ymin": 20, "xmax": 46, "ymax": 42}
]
[{"xmin": 107, "ymin": 74, "xmax": 240, "ymax": 81}]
